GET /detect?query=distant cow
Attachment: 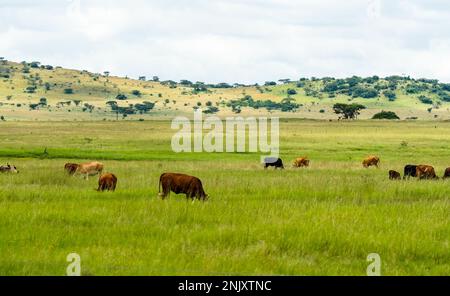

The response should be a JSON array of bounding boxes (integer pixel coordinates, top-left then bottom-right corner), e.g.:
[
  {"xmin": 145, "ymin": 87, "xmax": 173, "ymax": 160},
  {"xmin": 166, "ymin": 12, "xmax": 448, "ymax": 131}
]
[
  {"xmin": 389, "ymin": 170, "xmax": 401, "ymax": 180},
  {"xmin": 64, "ymin": 163, "xmax": 79, "ymax": 175},
  {"xmin": 403, "ymin": 164, "xmax": 418, "ymax": 179},
  {"xmin": 75, "ymin": 161, "xmax": 104, "ymax": 180},
  {"xmin": 159, "ymin": 173, "xmax": 208, "ymax": 201},
  {"xmin": 362, "ymin": 156, "xmax": 380, "ymax": 168},
  {"xmin": 416, "ymin": 165, "xmax": 438, "ymax": 180},
  {"xmin": 293, "ymin": 157, "xmax": 310, "ymax": 168},
  {"xmin": 443, "ymin": 167, "xmax": 450, "ymax": 179},
  {"xmin": 97, "ymin": 173, "xmax": 117, "ymax": 192},
  {"xmin": 264, "ymin": 157, "xmax": 284, "ymax": 169},
  {"xmin": 0, "ymin": 164, "xmax": 18, "ymax": 173}
]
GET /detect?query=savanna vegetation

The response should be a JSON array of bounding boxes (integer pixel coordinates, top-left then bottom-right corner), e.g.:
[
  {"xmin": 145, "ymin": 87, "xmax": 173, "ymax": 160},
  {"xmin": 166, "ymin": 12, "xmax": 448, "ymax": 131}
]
[{"xmin": 2, "ymin": 59, "xmax": 450, "ymax": 121}]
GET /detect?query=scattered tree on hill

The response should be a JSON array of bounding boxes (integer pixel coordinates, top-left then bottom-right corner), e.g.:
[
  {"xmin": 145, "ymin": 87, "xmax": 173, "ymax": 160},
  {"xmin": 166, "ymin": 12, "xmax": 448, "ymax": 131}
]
[
  {"xmin": 132, "ymin": 90, "xmax": 142, "ymax": 97},
  {"xmin": 418, "ymin": 95, "xmax": 433, "ymax": 104},
  {"xmin": 333, "ymin": 103, "xmax": 366, "ymax": 119},
  {"xmin": 116, "ymin": 94, "xmax": 128, "ymax": 100},
  {"xmin": 287, "ymin": 89, "xmax": 297, "ymax": 95},
  {"xmin": 383, "ymin": 90, "xmax": 396, "ymax": 101},
  {"xmin": 203, "ymin": 106, "xmax": 219, "ymax": 114}
]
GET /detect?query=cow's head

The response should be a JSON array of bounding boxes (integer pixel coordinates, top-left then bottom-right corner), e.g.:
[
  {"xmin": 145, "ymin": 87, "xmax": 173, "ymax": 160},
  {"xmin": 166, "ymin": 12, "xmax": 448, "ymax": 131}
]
[{"xmin": 7, "ymin": 164, "xmax": 18, "ymax": 173}]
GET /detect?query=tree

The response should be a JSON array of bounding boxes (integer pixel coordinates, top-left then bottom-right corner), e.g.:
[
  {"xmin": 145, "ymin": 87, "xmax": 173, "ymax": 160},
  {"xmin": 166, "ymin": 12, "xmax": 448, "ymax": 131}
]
[
  {"xmin": 418, "ymin": 95, "xmax": 433, "ymax": 104},
  {"xmin": 116, "ymin": 94, "xmax": 127, "ymax": 100},
  {"xmin": 132, "ymin": 90, "xmax": 142, "ymax": 97},
  {"xmin": 383, "ymin": 90, "xmax": 396, "ymax": 101},
  {"xmin": 287, "ymin": 89, "xmax": 297, "ymax": 95},
  {"xmin": 372, "ymin": 111, "xmax": 400, "ymax": 120},
  {"xmin": 333, "ymin": 103, "xmax": 366, "ymax": 119}
]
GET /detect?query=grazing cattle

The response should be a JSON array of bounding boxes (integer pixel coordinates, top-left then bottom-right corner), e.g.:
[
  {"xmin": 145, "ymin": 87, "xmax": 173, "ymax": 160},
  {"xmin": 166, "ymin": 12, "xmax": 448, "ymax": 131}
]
[
  {"xmin": 97, "ymin": 173, "xmax": 117, "ymax": 192},
  {"xmin": 159, "ymin": 173, "xmax": 208, "ymax": 201},
  {"xmin": 362, "ymin": 156, "xmax": 380, "ymax": 168},
  {"xmin": 403, "ymin": 165, "xmax": 418, "ymax": 179},
  {"xmin": 416, "ymin": 165, "xmax": 438, "ymax": 180},
  {"xmin": 264, "ymin": 157, "xmax": 284, "ymax": 169},
  {"xmin": 293, "ymin": 157, "xmax": 310, "ymax": 168},
  {"xmin": 389, "ymin": 170, "xmax": 401, "ymax": 180},
  {"xmin": 64, "ymin": 163, "xmax": 79, "ymax": 175},
  {"xmin": 443, "ymin": 167, "xmax": 450, "ymax": 179},
  {"xmin": 0, "ymin": 164, "xmax": 18, "ymax": 173},
  {"xmin": 75, "ymin": 161, "xmax": 104, "ymax": 180}
]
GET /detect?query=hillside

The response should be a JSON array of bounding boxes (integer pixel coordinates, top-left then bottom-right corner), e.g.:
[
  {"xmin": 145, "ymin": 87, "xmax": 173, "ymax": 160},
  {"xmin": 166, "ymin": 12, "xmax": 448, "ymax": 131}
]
[{"xmin": 1, "ymin": 58, "xmax": 450, "ymax": 121}]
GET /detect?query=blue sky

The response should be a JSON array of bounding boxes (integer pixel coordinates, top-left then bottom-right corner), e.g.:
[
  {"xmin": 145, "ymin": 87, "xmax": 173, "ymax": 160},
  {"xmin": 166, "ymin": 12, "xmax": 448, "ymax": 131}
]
[{"xmin": 1, "ymin": 0, "xmax": 450, "ymax": 83}]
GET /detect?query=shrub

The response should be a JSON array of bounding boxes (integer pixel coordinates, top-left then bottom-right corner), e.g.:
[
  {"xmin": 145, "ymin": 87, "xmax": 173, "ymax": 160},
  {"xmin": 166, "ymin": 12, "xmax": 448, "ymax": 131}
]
[
  {"xmin": 287, "ymin": 89, "xmax": 297, "ymax": 95},
  {"xmin": 116, "ymin": 94, "xmax": 128, "ymax": 100},
  {"xmin": 418, "ymin": 95, "xmax": 433, "ymax": 104},
  {"xmin": 372, "ymin": 111, "xmax": 400, "ymax": 120},
  {"xmin": 203, "ymin": 106, "xmax": 219, "ymax": 114},
  {"xmin": 132, "ymin": 90, "xmax": 142, "ymax": 97},
  {"xmin": 383, "ymin": 90, "xmax": 397, "ymax": 101}
]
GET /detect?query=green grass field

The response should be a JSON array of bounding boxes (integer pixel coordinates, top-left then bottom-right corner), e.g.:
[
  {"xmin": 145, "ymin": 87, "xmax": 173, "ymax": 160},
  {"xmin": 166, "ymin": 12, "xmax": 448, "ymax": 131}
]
[{"xmin": 0, "ymin": 120, "xmax": 449, "ymax": 275}]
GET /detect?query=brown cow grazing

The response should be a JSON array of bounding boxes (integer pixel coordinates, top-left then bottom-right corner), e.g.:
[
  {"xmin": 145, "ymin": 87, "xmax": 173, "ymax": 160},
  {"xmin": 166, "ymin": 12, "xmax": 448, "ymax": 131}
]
[
  {"xmin": 416, "ymin": 165, "xmax": 438, "ymax": 180},
  {"xmin": 293, "ymin": 157, "xmax": 310, "ymax": 168},
  {"xmin": 75, "ymin": 161, "xmax": 104, "ymax": 180},
  {"xmin": 443, "ymin": 167, "xmax": 450, "ymax": 179},
  {"xmin": 97, "ymin": 173, "xmax": 117, "ymax": 192},
  {"xmin": 389, "ymin": 170, "xmax": 401, "ymax": 180},
  {"xmin": 159, "ymin": 173, "xmax": 208, "ymax": 201},
  {"xmin": 64, "ymin": 163, "xmax": 79, "ymax": 175},
  {"xmin": 362, "ymin": 156, "xmax": 380, "ymax": 168}
]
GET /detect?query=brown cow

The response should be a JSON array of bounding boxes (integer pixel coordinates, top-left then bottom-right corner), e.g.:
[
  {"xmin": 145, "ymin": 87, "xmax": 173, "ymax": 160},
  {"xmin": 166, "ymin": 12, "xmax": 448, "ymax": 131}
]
[
  {"xmin": 293, "ymin": 157, "xmax": 310, "ymax": 168},
  {"xmin": 389, "ymin": 170, "xmax": 401, "ymax": 180},
  {"xmin": 443, "ymin": 167, "xmax": 450, "ymax": 179},
  {"xmin": 159, "ymin": 173, "xmax": 208, "ymax": 201},
  {"xmin": 97, "ymin": 173, "xmax": 117, "ymax": 192},
  {"xmin": 64, "ymin": 163, "xmax": 79, "ymax": 175},
  {"xmin": 362, "ymin": 156, "xmax": 380, "ymax": 168},
  {"xmin": 416, "ymin": 165, "xmax": 438, "ymax": 180},
  {"xmin": 75, "ymin": 161, "xmax": 104, "ymax": 180}
]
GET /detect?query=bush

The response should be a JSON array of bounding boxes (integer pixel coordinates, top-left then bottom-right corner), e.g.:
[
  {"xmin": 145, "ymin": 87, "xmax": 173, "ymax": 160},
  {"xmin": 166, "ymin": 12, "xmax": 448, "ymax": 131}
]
[
  {"xmin": 287, "ymin": 89, "xmax": 297, "ymax": 95},
  {"xmin": 116, "ymin": 94, "xmax": 128, "ymax": 100},
  {"xmin": 418, "ymin": 95, "xmax": 433, "ymax": 104},
  {"xmin": 372, "ymin": 111, "xmax": 400, "ymax": 120},
  {"xmin": 203, "ymin": 106, "xmax": 219, "ymax": 114},
  {"xmin": 383, "ymin": 90, "xmax": 396, "ymax": 101},
  {"xmin": 132, "ymin": 90, "xmax": 142, "ymax": 97}
]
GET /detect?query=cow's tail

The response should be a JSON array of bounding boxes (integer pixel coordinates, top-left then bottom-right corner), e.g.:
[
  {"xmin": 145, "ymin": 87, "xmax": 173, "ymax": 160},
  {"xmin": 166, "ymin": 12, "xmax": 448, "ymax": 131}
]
[{"xmin": 159, "ymin": 174, "xmax": 163, "ymax": 193}]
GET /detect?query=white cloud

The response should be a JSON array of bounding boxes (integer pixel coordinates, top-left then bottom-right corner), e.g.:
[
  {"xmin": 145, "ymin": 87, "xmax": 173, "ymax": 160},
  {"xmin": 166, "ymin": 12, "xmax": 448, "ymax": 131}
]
[{"xmin": 1, "ymin": 0, "xmax": 450, "ymax": 83}]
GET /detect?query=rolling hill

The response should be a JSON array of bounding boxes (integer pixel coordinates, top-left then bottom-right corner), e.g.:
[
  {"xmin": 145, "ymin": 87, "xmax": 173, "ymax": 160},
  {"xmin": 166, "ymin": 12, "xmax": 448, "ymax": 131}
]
[{"xmin": 1, "ymin": 58, "xmax": 450, "ymax": 121}]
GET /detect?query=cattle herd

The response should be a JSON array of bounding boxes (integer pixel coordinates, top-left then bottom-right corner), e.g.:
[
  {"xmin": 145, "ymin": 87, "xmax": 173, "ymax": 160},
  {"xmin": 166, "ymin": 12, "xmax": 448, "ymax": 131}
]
[{"xmin": 1, "ymin": 155, "xmax": 450, "ymax": 201}]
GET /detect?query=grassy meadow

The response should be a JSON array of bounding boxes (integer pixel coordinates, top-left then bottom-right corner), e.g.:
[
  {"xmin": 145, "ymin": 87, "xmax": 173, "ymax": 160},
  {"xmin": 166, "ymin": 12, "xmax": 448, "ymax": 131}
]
[{"xmin": 0, "ymin": 120, "xmax": 449, "ymax": 275}]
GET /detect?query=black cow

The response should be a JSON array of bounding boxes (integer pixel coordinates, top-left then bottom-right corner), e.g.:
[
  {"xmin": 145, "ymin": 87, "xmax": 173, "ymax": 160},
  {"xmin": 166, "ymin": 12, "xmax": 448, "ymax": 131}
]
[
  {"xmin": 403, "ymin": 164, "xmax": 418, "ymax": 179},
  {"xmin": 264, "ymin": 157, "xmax": 284, "ymax": 169}
]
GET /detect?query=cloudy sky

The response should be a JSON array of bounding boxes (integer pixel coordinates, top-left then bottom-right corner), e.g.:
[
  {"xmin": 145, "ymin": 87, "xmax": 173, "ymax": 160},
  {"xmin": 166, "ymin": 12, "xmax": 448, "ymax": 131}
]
[{"xmin": 1, "ymin": 0, "xmax": 449, "ymax": 83}]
